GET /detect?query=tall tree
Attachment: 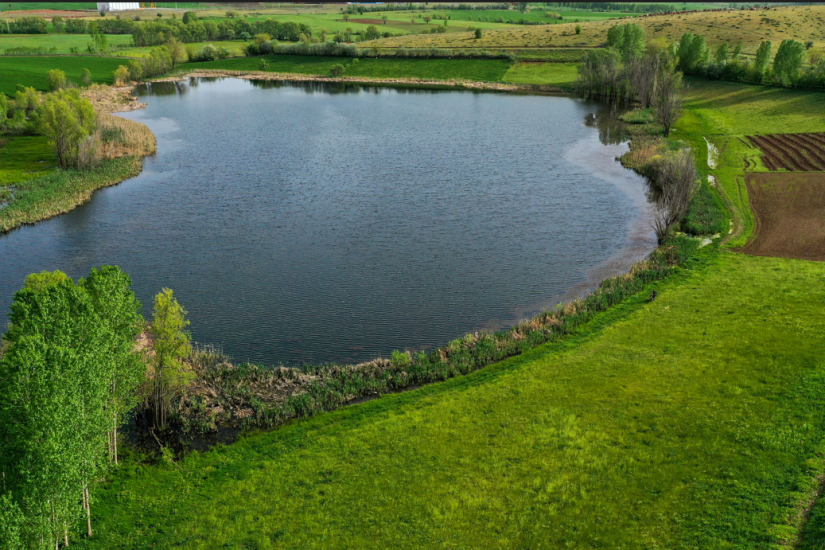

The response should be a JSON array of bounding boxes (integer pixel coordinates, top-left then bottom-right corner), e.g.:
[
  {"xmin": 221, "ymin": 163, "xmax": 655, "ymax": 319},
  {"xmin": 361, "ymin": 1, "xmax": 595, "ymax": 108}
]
[
  {"xmin": 82, "ymin": 266, "xmax": 144, "ymax": 465},
  {"xmin": 606, "ymin": 23, "xmax": 645, "ymax": 62},
  {"xmin": 754, "ymin": 40, "xmax": 773, "ymax": 80},
  {"xmin": 773, "ymin": 39, "xmax": 806, "ymax": 86},
  {"xmin": 149, "ymin": 289, "xmax": 192, "ymax": 431},
  {"xmin": 653, "ymin": 68, "xmax": 684, "ymax": 137}
]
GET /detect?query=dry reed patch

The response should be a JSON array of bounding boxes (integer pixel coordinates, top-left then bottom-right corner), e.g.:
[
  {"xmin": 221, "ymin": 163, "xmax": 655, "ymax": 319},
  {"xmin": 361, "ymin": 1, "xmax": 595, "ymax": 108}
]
[
  {"xmin": 748, "ymin": 133, "xmax": 825, "ymax": 172},
  {"xmin": 97, "ymin": 112, "xmax": 156, "ymax": 159},
  {"xmin": 741, "ymin": 173, "xmax": 825, "ymax": 261}
]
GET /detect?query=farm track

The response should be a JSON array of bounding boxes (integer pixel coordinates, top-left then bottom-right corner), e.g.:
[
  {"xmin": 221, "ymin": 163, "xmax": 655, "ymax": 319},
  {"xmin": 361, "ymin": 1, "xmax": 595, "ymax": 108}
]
[{"xmin": 748, "ymin": 133, "xmax": 825, "ymax": 172}]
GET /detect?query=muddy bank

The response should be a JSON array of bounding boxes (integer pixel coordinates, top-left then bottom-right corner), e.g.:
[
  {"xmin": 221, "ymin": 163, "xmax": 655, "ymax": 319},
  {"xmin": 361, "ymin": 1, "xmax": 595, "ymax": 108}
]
[{"xmin": 151, "ymin": 69, "xmax": 565, "ymax": 93}]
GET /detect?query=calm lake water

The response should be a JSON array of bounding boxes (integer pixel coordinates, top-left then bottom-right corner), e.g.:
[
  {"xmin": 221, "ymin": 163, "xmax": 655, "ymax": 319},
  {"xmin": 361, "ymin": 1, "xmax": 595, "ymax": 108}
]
[{"xmin": 0, "ymin": 78, "xmax": 655, "ymax": 366}]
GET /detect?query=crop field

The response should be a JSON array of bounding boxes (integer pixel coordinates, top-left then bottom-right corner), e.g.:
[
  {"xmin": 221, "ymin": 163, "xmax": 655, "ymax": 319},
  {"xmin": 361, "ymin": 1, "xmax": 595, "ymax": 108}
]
[
  {"xmin": 741, "ymin": 173, "xmax": 825, "ymax": 261},
  {"xmin": 71, "ymin": 251, "xmax": 825, "ymax": 549},
  {"xmin": 362, "ymin": 4, "xmax": 825, "ymax": 53},
  {"xmin": 748, "ymin": 133, "xmax": 825, "ymax": 172},
  {"xmin": 0, "ymin": 33, "xmax": 133, "ymax": 55},
  {"xmin": 0, "ymin": 56, "xmax": 123, "ymax": 95},
  {"xmin": 186, "ymin": 55, "xmax": 512, "ymax": 83}
]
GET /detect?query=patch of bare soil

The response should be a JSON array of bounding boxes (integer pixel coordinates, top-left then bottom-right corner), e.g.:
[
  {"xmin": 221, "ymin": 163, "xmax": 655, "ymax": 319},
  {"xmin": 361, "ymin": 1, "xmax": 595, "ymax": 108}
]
[
  {"xmin": 748, "ymin": 133, "xmax": 825, "ymax": 172},
  {"xmin": 81, "ymin": 84, "xmax": 146, "ymax": 114},
  {"xmin": 741, "ymin": 172, "xmax": 825, "ymax": 260}
]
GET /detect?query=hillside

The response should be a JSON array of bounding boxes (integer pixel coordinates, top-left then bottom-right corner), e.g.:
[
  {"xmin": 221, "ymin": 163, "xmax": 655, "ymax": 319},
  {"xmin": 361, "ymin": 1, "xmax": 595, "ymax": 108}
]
[{"xmin": 362, "ymin": 4, "xmax": 825, "ymax": 53}]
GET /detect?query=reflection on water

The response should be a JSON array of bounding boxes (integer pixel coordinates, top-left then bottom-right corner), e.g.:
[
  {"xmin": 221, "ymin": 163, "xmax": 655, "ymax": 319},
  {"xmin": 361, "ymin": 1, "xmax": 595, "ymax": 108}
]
[{"xmin": 1, "ymin": 78, "xmax": 655, "ymax": 366}]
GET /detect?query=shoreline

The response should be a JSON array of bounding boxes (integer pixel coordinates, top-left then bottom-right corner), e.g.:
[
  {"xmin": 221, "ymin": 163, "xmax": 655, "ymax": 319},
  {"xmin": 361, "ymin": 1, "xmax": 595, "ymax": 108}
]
[
  {"xmin": 150, "ymin": 68, "xmax": 567, "ymax": 94},
  {"xmin": 0, "ymin": 86, "xmax": 155, "ymax": 234}
]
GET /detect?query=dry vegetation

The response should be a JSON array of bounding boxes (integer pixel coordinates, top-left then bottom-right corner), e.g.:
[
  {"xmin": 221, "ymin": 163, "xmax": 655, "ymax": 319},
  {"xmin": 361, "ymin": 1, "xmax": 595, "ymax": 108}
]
[
  {"xmin": 361, "ymin": 4, "xmax": 825, "ymax": 54},
  {"xmin": 82, "ymin": 85, "xmax": 156, "ymax": 158}
]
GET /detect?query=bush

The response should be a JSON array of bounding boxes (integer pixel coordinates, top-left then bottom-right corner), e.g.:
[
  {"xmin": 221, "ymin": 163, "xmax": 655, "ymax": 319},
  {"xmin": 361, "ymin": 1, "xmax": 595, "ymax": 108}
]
[
  {"xmin": 575, "ymin": 24, "xmax": 582, "ymax": 35},
  {"xmin": 46, "ymin": 69, "xmax": 66, "ymax": 91},
  {"xmin": 475, "ymin": 28, "xmax": 482, "ymax": 39},
  {"xmin": 329, "ymin": 63, "xmax": 345, "ymax": 77},
  {"xmin": 113, "ymin": 65, "xmax": 130, "ymax": 86},
  {"xmin": 80, "ymin": 68, "xmax": 92, "ymax": 87}
]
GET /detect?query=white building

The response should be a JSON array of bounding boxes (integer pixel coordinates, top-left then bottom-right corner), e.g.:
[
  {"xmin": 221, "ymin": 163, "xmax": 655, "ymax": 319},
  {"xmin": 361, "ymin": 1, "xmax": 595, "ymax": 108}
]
[{"xmin": 96, "ymin": 2, "xmax": 141, "ymax": 11}]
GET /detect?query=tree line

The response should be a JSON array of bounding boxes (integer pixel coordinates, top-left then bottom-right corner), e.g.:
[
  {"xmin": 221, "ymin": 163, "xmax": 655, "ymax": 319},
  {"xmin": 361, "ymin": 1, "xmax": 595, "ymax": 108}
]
[
  {"xmin": 0, "ymin": 269, "xmax": 192, "ymax": 549},
  {"xmin": 675, "ymin": 33, "xmax": 823, "ymax": 89}
]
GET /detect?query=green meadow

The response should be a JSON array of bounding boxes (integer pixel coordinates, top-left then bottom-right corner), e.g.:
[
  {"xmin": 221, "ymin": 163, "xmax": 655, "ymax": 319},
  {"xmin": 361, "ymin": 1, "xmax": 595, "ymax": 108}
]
[
  {"xmin": 0, "ymin": 33, "xmax": 133, "ymax": 55},
  {"xmin": 0, "ymin": 56, "xmax": 123, "ymax": 95},
  {"xmin": 503, "ymin": 62, "xmax": 579, "ymax": 87},
  {"xmin": 71, "ymin": 251, "xmax": 825, "ymax": 549}
]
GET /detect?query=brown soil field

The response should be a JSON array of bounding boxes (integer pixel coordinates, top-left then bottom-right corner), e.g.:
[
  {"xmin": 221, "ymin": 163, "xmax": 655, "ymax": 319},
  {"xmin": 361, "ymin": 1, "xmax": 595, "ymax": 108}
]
[
  {"xmin": 741, "ymin": 173, "xmax": 825, "ymax": 261},
  {"xmin": 748, "ymin": 133, "xmax": 825, "ymax": 172},
  {"xmin": 2, "ymin": 9, "xmax": 91, "ymax": 18}
]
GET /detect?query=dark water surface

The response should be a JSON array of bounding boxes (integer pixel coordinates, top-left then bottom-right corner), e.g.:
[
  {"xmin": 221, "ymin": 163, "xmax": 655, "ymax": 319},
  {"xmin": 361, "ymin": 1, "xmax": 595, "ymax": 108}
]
[{"xmin": 1, "ymin": 78, "xmax": 654, "ymax": 366}]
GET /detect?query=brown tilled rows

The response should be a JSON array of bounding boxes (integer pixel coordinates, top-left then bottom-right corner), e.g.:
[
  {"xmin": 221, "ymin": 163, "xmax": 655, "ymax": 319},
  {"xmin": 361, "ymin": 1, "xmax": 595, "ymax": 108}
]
[
  {"xmin": 747, "ymin": 133, "xmax": 825, "ymax": 172},
  {"xmin": 741, "ymin": 173, "xmax": 825, "ymax": 261}
]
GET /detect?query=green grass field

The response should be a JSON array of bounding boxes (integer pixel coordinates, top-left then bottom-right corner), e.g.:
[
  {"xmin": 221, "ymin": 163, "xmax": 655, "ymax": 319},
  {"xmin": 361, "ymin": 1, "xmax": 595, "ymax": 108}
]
[
  {"xmin": 71, "ymin": 250, "xmax": 825, "ymax": 548},
  {"xmin": 187, "ymin": 54, "xmax": 513, "ymax": 83},
  {"xmin": 0, "ymin": 56, "xmax": 124, "ymax": 96},
  {"xmin": 503, "ymin": 62, "xmax": 578, "ymax": 88},
  {"xmin": 0, "ymin": 33, "xmax": 133, "ymax": 55}
]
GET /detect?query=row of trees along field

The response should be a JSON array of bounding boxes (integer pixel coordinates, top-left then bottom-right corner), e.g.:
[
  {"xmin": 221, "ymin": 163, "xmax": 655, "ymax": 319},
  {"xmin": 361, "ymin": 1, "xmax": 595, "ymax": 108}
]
[
  {"xmin": 676, "ymin": 33, "xmax": 824, "ymax": 88},
  {"xmin": 0, "ymin": 268, "xmax": 192, "ymax": 549}
]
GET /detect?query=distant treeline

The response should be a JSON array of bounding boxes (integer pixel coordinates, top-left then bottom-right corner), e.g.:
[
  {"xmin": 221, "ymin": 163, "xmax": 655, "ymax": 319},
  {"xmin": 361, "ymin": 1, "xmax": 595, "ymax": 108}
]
[
  {"xmin": 344, "ymin": 3, "xmax": 510, "ymax": 13},
  {"xmin": 0, "ymin": 16, "xmax": 48, "ymax": 34},
  {"xmin": 546, "ymin": 3, "xmax": 690, "ymax": 13}
]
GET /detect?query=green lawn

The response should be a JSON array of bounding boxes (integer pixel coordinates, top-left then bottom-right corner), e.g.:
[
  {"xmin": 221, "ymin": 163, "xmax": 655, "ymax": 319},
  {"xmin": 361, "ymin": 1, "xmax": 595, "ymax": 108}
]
[
  {"xmin": 0, "ymin": 33, "xmax": 133, "ymax": 55},
  {"xmin": 503, "ymin": 62, "xmax": 578, "ymax": 88},
  {"xmin": 72, "ymin": 251, "xmax": 825, "ymax": 548},
  {"xmin": 0, "ymin": 56, "xmax": 124, "ymax": 96},
  {"xmin": 187, "ymin": 55, "xmax": 512, "ymax": 83},
  {"xmin": 111, "ymin": 40, "xmax": 251, "ymax": 59}
]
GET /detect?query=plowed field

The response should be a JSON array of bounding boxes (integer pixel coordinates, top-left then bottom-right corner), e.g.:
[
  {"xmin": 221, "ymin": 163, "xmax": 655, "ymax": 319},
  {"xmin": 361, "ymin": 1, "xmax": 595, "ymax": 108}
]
[
  {"xmin": 741, "ymin": 172, "xmax": 825, "ymax": 260},
  {"xmin": 748, "ymin": 133, "xmax": 825, "ymax": 172}
]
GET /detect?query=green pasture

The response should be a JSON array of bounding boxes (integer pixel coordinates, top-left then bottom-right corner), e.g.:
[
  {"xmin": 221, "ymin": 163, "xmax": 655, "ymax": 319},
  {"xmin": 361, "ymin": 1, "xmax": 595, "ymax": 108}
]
[
  {"xmin": 503, "ymin": 62, "xmax": 578, "ymax": 88},
  {"xmin": 0, "ymin": 2, "xmax": 96, "ymax": 11},
  {"xmin": 0, "ymin": 55, "xmax": 122, "ymax": 95},
  {"xmin": 187, "ymin": 55, "xmax": 512, "ymax": 83},
  {"xmin": 72, "ymin": 251, "xmax": 825, "ymax": 548},
  {"xmin": 111, "ymin": 40, "xmax": 250, "ymax": 58},
  {"xmin": 0, "ymin": 33, "xmax": 133, "ymax": 55},
  {"xmin": 0, "ymin": 136, "xmax": 56, "ymax": 207}
]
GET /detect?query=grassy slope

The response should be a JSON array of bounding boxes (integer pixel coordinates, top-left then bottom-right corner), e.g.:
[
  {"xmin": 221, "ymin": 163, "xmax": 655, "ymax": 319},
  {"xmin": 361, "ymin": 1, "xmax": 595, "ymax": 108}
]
[
  {"xmin": 187, "ymin": 55, "xmax": 512, "ymax": 83},
  {"xmin": 361, "ymin": 4, "xmax": 825, "ymax": 53},
  {"xmin": 74, "ymin": 251, "xmax": 825, "ymax": 549},
  {"xmin": 0, "ymin": 56, "xmax": 124, "ymax": 95}
]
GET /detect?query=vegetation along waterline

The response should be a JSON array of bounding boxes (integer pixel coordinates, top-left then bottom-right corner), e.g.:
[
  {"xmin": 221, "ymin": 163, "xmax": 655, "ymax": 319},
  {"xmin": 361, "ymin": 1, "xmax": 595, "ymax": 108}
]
[{"xmin": 3, "ymin": 1, "xmax": 825, "ymax": 547}]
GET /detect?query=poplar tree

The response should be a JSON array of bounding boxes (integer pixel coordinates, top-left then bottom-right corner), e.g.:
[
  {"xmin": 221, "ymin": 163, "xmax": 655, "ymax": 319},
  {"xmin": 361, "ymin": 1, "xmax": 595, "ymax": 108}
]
[{"xmin": 149, "ymin": 289, "xmax": 192, "ymax": 430}]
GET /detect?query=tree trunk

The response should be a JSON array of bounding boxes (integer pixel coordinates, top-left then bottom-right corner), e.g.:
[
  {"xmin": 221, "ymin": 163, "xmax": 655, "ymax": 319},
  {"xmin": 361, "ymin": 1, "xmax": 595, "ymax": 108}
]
[
  {"xmin": 65, "ymin": 526, "xmax": 69, "ymax": 547},
  {"xmin": 84, "ymin": 486, "xmax": 92, "ymax": 537},
  {"xmin": 114, "ymin": 414, "xmax": 118, "ymax": 465}
]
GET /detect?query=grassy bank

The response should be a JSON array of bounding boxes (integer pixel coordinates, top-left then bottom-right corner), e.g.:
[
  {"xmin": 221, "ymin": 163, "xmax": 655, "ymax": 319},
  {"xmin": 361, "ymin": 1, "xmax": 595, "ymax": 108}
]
[
  {"xmin": 0, "ymin": 56, "xmax": 125, "ymax": 96},
  {"xmin": 0, "ymin": 155, "xmax": 143, "ymax": 233},
  {"xmin": 73, "ymin": 251, "xmax": 825, "ymax": 549}
]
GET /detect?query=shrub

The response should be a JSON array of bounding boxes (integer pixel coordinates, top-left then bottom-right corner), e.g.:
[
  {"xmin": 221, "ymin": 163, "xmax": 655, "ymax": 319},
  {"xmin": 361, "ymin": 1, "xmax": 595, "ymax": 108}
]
[
  {"xmin": 80, "ymin": 68, "xmax": 92, "ymax": 87},
  {"xmin": 329, "ymin": 63, "xmax": 345, "ymax": 77},
  {"xmin": 258, "ymin": 58, "xmax": 269, "ymax": 70},
  {"xmin": 113, "ymin": 65, "xmax": 130, "ymax": 86},
  {"xmin": 475, "ymin": 28, "xmax": 482, "ymax": 39},
  {"xmin": 46, "ymin": 69, "xmax": 67, "ymax": 91}
]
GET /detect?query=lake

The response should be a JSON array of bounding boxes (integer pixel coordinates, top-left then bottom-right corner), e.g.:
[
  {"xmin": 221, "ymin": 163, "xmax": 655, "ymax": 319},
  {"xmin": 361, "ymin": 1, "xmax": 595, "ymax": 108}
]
[{"xmin": 0, "ymin": 78, "xmax": 655, "ymax": 366}]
